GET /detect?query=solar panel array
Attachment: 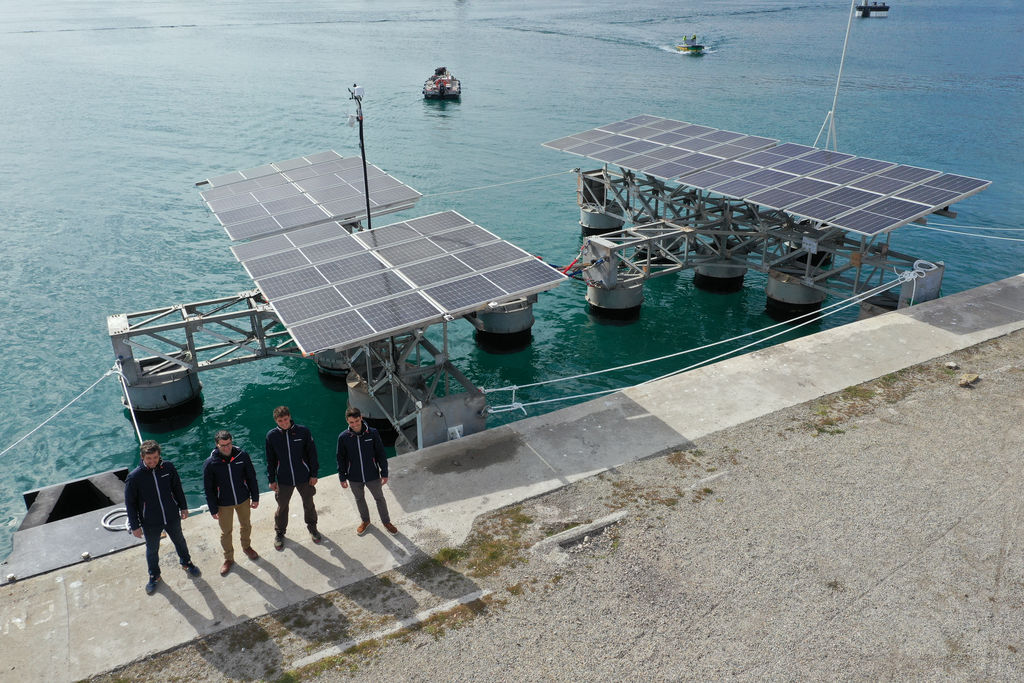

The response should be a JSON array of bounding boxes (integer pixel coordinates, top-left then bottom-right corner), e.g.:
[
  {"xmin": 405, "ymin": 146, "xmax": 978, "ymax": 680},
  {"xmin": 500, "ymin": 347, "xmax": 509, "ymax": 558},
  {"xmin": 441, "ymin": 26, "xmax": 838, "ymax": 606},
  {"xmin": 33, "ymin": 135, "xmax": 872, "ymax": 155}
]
[
  {"xmin": 544, "ymin": 115, "xmax": 990, "ymax": 236},
  {"xmin": 198, "ymin": 150, "xmax": 422, "ymax": 241},
  {"xmin": 229, "ymin": 211, "xmax": 567, "ymax": 354}
]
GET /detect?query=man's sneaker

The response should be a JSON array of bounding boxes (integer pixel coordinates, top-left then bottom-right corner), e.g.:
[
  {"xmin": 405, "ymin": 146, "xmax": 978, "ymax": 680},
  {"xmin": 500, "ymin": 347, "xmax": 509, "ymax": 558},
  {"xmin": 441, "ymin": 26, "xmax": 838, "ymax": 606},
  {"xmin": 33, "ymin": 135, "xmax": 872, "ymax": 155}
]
[
  {"xmin": 181, "ymin": 563, "xmax": 201, "ymax": 578},
  {"xmin": 356, "ymin": 521, "xmax": 370, "ymax": 536},
  {"xmin": 243, "ymin": 547, "xmax": 259, "ymax": 561},
  {"xmin": 383, "ymin": 522, "xmax": 398, "ymax": 535},
  {"xmin": 274, "ymin": 534, "xmax": 284, "ymax": 551},
  {"xmin": 145, "ymin": 576, "xmax": 161, "ymax": 595},
  {"xmin": 310, "ymin": 529, "xmax": 323, "ymax": 544}
]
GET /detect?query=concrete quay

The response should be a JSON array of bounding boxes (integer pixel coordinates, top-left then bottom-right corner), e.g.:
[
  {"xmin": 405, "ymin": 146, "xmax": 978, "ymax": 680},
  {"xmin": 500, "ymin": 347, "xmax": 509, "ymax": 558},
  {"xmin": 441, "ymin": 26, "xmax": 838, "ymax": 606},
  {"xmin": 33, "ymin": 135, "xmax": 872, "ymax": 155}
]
[{"xmin": 1, "ymin": 273, "xmax": 1022, "ymax": 681}]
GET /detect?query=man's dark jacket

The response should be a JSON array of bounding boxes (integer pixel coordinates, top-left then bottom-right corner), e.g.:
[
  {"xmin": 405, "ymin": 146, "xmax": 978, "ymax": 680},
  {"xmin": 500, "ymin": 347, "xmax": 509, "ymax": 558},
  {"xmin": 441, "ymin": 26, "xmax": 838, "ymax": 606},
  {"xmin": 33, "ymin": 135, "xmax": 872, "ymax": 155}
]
[
  {"xmin": 202, "ymin": 445, "xmax": 260, "ymax": 515},
  {"xmin": 124, "ymin": 459, "xmax": 188, "ymax": 530},
  {"xmin": 265, "ymin": 423, "xmax": 319, "ymax": 487},
  {"xmin": 336, "ymin": 425, "xmax": 388, "ymax": 483}
]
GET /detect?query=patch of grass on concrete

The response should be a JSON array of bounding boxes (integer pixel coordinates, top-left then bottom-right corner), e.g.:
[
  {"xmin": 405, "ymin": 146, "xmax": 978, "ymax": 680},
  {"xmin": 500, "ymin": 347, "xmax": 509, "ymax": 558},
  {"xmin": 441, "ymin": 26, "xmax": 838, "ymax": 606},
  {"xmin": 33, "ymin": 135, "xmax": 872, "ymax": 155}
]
[
  {"xmin": 292, "ymin": 638, "xmax": 384, "ymax": 678},
  {"xmin": 842, "ymin": 385, "xmax": 875, "ymax": 401},
  {"xmin": 435, "ymin": 546, "xmax": 468, "ymax": 566},
  {"xmin": 431, "ymin": 505, "xmax": 537, "ymax": 578},
  {"xmin": 224, "ymin": 621, "xmax": 272, "ymax": 650},
  {"xmin": 461, "ymin": 506, "xmax": 534, "ymax": 577},
  {"xmin": 402, "ymin": 597, "xmax": 494, "ymax": 641}
]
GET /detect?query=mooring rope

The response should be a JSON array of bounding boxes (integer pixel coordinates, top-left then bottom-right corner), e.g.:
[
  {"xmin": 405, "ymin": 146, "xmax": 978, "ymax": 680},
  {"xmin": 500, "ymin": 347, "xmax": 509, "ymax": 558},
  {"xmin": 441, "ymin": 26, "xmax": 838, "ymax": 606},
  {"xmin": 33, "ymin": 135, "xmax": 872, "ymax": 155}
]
[
  {"xmin": 908, "ymin": 224, "xmax": 1024, "ymax": 242},
  {"xmin": 419, "ymin": 169, "xmax": 576, "ymax": 198},
  {"xmin": 0, "ymin": 369, "xmax": 118, "ymax": 459},
  {"xmin": 485, "ymin": 265, "xmax": 927, "ymax": 415},
  {"xmin": 111, "ymin": 360, "xmax": 144, "ymax": 445}
]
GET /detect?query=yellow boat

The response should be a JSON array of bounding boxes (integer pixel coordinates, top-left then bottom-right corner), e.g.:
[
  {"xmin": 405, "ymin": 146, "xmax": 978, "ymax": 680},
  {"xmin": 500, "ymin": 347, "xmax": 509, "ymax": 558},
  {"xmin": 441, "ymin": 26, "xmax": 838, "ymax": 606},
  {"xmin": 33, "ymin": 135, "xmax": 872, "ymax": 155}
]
[{"xmin": 675, "ymin": 35, "xmax": 705, "ymax": 55}]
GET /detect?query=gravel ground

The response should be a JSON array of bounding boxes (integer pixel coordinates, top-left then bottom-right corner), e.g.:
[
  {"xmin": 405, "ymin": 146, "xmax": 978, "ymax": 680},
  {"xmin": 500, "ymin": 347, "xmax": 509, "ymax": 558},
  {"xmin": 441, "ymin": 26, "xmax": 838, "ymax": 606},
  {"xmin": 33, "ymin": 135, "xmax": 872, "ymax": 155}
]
[{"xmin": 93, "ymin": 329, "xmax": 1024, "ymax": 682}]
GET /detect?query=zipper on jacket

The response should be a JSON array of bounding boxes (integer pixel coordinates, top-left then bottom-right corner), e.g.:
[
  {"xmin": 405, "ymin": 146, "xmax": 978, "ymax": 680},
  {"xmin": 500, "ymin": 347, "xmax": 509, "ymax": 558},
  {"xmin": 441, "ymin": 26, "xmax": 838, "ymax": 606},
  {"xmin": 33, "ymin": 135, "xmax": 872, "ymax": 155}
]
[
  {"xmin": 226, "ymin": 453, "xmax": 236, "ymax": 505},
  {"xmin": 152, "ymin": 467, "xmax": 168, "ymax": 525},
  {"xmin": 285, "ymin": 427, "xmax": 296, "ymax": 484},
  {"xmin": 356, "ymin": 429, "xmax": 366, "ymax": 481}
]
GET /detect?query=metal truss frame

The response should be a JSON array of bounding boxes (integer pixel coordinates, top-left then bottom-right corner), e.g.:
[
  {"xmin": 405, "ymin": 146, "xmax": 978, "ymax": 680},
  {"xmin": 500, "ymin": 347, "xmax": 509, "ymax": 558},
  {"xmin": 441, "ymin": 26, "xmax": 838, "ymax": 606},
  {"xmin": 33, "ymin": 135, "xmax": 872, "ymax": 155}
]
[
  {"xmin": 577, "ymin": 167, "xmax": 932, "ymax": 297},
  {"xmin": 108, "ymin": 290, "xmax": 302, "ymax": 387},
  {"xmin": 343, "ymin": 325, "xmax": 485, "ymax": 451}
]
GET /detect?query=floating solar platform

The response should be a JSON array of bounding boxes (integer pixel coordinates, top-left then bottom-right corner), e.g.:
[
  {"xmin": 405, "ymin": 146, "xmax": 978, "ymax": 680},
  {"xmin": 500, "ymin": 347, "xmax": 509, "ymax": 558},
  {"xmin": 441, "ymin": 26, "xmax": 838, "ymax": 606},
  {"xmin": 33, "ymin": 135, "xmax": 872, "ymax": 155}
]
[
  {"xmin": 225, "ymin": 210, "xmax": 566, "ymax": 355},
  {"xmin": 544, "ymin": 115, "xmax": 989, "ymax": 236},
  {"xmin": 197, "ymin": 150, "xmax": 422, "ymax": 241}
]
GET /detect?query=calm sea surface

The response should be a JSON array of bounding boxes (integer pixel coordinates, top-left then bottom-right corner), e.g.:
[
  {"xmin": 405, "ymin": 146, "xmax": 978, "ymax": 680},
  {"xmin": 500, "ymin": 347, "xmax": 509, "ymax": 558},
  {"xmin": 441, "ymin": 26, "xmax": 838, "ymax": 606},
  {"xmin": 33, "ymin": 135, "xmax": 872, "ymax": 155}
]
[{"xmin": 1, "ymin": 0, "xmax": 1021, "ymax": 558}]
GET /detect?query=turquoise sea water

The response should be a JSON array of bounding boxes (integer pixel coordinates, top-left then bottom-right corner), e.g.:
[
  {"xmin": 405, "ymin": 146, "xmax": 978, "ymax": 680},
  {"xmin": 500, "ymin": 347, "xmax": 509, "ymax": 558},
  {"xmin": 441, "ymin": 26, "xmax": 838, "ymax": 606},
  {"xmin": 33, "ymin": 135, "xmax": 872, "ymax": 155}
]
[{"xmin": 1, "ymin": 0, "xmax": 1021, "ymax": 559}]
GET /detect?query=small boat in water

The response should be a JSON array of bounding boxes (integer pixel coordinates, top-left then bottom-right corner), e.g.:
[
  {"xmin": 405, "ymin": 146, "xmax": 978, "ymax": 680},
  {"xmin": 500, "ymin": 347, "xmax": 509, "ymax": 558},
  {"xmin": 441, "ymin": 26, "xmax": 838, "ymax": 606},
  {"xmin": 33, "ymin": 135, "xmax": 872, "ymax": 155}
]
[
  {"xmin": 423, "ymin": 66, "xmax": 462, "ymax": 100},
  {"xmin": 675, "ymin": 35, "xmax": 705, "ymax": 55}
]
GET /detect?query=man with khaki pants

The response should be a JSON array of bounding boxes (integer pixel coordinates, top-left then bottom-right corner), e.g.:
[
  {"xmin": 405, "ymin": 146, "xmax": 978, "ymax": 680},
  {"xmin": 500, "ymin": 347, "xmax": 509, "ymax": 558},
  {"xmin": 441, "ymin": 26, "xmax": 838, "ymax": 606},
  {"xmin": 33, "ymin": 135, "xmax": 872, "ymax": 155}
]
[{"xmin": 203, "ymin": 430, "xmax": 260, "ymax": 576}]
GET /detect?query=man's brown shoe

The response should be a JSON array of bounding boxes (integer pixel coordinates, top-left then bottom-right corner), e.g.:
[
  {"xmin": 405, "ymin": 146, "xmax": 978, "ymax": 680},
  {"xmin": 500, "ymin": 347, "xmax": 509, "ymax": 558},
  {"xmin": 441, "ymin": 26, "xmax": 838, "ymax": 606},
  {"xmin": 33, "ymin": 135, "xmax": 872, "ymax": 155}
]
[
  {"xmin": 356, "ymin": 521, "xmax": 370, "ymax": 536},
  {"xmin": 243, "ymin": 547, "xmax": 259, "ymax": 561},
  {"xmin": 220, "ymin": 560, "xmax": 234, "ymax": 576},
  {"xmin": 383, "ymin": 522, "xmax": 398, "ymax": 535}
]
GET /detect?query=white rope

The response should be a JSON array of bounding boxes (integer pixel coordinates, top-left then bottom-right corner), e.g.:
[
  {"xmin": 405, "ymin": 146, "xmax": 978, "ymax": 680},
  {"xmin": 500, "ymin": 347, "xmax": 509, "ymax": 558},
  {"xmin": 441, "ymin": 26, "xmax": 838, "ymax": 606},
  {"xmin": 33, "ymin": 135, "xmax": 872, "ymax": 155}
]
[
  {"xmin": 640, "ymin": 270, "xmax": 915, "ymax": 386},
  {"xmin": 486, "ymin": 266, "xmax": 926, "ymax": 414},
  {"xmin": 485, "ymin": 273, "xmax": 905, "ymax": 395},
  {"xmin": 420, "ymin": 169, "xmax": 575, "ymax": 198},
  {"xmin": 925, "ymin": 227, "xmax": 1024, "ymax": 235},
  {"xmin": 908, "ymin": 224, "xmax": 1024, "ymax": 242},
  {"xmin": 111, "ymin": 360, "xmax": 144, "ymax": 445},
  {"xmin": 0, "ymin": 369, "xmax": 117, "ymax": 459}
]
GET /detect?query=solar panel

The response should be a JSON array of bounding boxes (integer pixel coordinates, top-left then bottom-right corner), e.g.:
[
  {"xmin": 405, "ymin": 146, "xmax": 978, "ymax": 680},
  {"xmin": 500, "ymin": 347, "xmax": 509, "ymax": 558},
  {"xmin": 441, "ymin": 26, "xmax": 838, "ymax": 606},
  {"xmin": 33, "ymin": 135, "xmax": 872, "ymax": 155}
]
[
  {"xmin": 218, "ymin": 209, "xmax": 567, "ymax": 354},
  {"xmin": 543, "ymin": 115, "xmax": 991, "ymax": 236},
  {"xmin": 198, "ymin": 151, "xmax": 422, "ymax": 242},
  {"xmin": 425, "ymin": 275, "xmax": 507, "ymax": 310}
]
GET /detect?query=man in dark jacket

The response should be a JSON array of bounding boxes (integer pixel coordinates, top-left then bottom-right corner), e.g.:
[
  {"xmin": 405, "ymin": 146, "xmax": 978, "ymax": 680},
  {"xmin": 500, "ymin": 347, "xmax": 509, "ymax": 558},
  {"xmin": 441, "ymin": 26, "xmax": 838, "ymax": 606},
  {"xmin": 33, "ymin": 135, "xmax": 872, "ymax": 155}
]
[
  {"xmin": 336, "ymin": 406, "xmax": 397, "ymax": 536},
  {"xmin": 265, "ymin": 405, "xmax": 321, "ymax": 550},
  {"xmin": 124, "ymin": 440, "xmax": 201, "ymax": 594},
  {"xmin": 203, "ymin": 430, "xmax": 260, "ymax": 576}
]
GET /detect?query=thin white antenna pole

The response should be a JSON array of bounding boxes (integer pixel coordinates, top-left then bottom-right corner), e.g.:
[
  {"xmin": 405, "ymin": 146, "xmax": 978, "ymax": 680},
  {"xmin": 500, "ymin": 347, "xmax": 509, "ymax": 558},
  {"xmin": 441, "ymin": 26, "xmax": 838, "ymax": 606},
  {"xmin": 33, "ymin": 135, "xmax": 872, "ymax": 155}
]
[{"xmin": 815, "ymin": 0, "xmax": 857, "ymax": 150}]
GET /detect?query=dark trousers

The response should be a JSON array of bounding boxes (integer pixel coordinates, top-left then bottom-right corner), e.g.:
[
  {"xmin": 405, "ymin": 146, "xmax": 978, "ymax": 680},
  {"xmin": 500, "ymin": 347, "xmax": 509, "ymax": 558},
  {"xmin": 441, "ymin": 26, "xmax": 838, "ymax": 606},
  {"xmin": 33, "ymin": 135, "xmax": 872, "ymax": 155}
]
[
  {"xmin": 274, "ymin": 481, "xmax": 318, "ymax": 534},
  {"xmin": 350, "ymin": 478, "xmax": 390, "ymax": 524},
  {"xmin": 142, "ymin": 519, "xmax": 192, "ymax": 579}
]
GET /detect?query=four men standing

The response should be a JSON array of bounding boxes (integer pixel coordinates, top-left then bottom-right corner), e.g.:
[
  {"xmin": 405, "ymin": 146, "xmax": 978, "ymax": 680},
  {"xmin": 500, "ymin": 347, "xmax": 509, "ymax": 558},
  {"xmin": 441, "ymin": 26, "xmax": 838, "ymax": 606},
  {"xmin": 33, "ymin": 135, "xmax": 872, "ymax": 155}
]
[{"xmin": 127, "ymin": 405, "xmax": 398, "ymax": 592}]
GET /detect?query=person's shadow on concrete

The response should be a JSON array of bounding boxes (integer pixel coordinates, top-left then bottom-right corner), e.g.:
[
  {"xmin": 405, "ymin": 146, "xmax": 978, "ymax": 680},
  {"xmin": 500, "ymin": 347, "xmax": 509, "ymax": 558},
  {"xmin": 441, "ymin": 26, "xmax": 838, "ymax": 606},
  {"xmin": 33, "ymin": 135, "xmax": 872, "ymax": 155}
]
[
  {"xmin": 363, "ymin": 525, "xmax": 418, "ymax": 564},
  {"xmin": 345, "ymin": 531, "xmax": 483, "ymax": 621},
  {"xmin": 158, "ymin": 575, "xmax": 236, "ymax": 632},
  {"xmin": 157, "ymin": 578, "xmax": 285, "ymax": 681},
  {"xmin": 231, "ymin": 561, "xmax": 317, "ymax": 612},
  {"xmin": 288, "ymin": 534, "xmax": 372, "ymax": 590}
]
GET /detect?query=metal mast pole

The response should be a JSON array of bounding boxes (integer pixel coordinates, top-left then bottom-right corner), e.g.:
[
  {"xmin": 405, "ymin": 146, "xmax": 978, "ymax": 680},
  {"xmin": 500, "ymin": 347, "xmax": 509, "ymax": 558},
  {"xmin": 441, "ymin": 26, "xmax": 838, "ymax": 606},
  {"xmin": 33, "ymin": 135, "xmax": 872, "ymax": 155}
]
[
  {"xmin": 349, "ymin": 84, "xmax": 373, "ymax": 231},
  {"xmin": 814, "ymin": 0, "xmax": 857, "ymax": 151}
]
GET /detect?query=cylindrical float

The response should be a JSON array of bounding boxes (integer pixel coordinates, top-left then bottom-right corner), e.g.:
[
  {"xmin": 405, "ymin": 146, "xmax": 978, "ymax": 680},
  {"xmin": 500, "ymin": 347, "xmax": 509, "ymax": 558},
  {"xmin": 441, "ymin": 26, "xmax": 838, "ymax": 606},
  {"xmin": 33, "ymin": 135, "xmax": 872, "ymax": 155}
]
[
  {"xmin": 693, "ymin": 263, "xmax": 747, "ymax": 293},
  {"xmin": 586, "ymin": 284, "xmax": 644, "ymax": 319},
  {"xmin": 467, "ymin": 297, "xmax": 534, "ymax": 350},
  {"xmin": 314, "ymin": 349, "xmax": 350, "ymax": 379},
  {"xmin": 580, "ymin": 206, "xmax": 625, "ymax": 236},
  {"xmin": 121, "ymin": 361, "xmax": 203, "ymax": 415},
  {"xmin": 764, "ymin": 270, "xmax": 826, "ymax": 320}
]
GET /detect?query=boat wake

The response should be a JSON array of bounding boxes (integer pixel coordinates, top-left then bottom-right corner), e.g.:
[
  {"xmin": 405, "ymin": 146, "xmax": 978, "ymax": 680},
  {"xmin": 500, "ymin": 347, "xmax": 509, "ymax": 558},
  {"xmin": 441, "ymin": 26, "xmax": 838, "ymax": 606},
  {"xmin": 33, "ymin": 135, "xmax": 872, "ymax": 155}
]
[{"xmin": 660, "ymin": 45, "xmax": 716, "ymax": 55}]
